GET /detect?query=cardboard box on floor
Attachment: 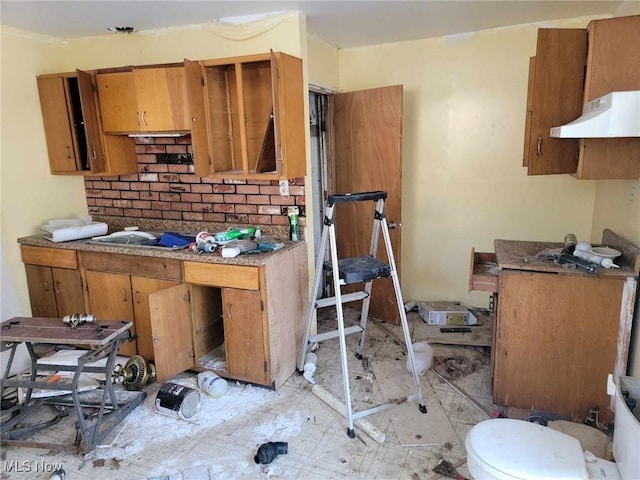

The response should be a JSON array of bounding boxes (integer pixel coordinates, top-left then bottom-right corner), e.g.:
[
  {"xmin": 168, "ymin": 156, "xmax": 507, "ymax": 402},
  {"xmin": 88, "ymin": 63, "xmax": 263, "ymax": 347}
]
[{"xmin": 418, "ymin": 301, "xmax": 478, "ymax": 326}]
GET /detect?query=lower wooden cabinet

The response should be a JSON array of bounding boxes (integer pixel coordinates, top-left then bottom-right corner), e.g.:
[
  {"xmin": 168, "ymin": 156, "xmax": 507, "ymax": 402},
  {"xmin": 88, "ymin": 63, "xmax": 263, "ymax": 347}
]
[
  {"xmin": 20, "ymin": 243, "xmax": 307, "ymax": 388},
  {"xmin": 21, "ymin": 246, "xmax": 84, "ymax": 318},
  {"xmin": 84, "ymin": 270, "xmax": 180, "ymax": 359},
  {"xmin": 491, "ymin": 235, "xmax": 638, "ymax": 422}
]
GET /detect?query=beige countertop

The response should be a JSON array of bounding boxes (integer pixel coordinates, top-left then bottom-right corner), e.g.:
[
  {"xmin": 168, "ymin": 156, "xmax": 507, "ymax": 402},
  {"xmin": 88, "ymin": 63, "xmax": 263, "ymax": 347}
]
[{"xmin": 18, "ymin": 234, "xmax": 304, "ymax": 267}]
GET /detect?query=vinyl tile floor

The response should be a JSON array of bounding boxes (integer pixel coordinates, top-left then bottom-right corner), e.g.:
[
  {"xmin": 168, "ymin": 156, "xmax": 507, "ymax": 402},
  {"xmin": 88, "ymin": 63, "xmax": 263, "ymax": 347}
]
[{"xmin": 1, "ymin": 307, "xmax": 500, "ymax": 480}]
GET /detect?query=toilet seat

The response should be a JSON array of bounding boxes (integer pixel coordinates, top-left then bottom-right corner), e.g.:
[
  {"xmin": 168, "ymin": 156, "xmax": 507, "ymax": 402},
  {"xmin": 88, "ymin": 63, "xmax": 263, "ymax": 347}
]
[{"xmin": 466, "ymin": 419, "xmax": 589, "ymax": 480}]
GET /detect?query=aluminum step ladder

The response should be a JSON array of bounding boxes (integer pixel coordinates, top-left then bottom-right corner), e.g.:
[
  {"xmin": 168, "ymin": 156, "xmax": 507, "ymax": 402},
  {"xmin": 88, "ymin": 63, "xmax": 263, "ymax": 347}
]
[{"xmin": 298, "ymin": 191, "xmax": 426, "ymax": 438}]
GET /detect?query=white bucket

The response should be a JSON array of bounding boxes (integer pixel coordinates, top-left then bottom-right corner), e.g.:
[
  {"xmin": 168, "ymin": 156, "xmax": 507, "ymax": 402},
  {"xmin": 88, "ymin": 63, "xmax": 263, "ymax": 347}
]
[
  {"xmin": 406, "ymin": 342, "xmax": 433, "ymax": 376},
  {"xmin": 197, "ymin": 371, "xmax": 228, "ymax": 398}
]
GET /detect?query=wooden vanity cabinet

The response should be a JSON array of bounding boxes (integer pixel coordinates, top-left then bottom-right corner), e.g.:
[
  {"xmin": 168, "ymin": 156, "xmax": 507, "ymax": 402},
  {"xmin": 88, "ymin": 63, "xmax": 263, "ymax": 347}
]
[
  {"xmin": 20, "ymin": 246, "xmax": 84, "ymax": 318},
  {"xmin": 36, "ymin": 71, "xmax": 137, "ymax": 176},
  {"xmin": 491, "ymin": 232, "xmax": 639, "ymax": 421},
  {"xmin": 185, "ymin": 52, "xmax": 306, "ymax": 180},
  {"xmin": 523, "ymin": 15, "xmax": 640, "ymax": 179},
  {"xmin": 96, "ymin": 66, "xmax": 190, "ymax": 134}
]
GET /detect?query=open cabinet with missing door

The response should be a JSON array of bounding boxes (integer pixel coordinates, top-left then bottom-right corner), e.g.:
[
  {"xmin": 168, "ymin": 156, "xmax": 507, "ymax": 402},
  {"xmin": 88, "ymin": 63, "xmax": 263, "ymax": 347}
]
[{"xmin": 185, "ymin": 51, "xmax": 306, "ymax": 180}]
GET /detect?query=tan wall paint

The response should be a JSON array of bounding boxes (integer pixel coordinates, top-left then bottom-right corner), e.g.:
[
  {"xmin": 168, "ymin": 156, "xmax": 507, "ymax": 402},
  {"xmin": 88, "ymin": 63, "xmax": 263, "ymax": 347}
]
[
  {"xmin": 0, "ymin": 16, "xmax": 306, "ymax": 319},
  {"xmin": 337, "ymin": 16, "xmax": 609, "ymax": 307},
  {"xmin": 307, "ymin": 34, "xmax": 340, "ymax": 90}
]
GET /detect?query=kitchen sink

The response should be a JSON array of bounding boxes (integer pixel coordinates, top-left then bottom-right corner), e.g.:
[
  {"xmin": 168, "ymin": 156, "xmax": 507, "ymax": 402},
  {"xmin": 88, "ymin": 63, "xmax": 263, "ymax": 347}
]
[{"xmin": 87, "ymin": 231, "xmax": 191, "ymax": 250}]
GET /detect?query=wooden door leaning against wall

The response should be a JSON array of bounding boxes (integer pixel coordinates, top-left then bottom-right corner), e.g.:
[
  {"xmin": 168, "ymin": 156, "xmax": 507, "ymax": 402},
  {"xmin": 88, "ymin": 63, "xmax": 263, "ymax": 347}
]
[{"xmin": 328, "ymin": 85, "xmax": 404, "ymax": 325}]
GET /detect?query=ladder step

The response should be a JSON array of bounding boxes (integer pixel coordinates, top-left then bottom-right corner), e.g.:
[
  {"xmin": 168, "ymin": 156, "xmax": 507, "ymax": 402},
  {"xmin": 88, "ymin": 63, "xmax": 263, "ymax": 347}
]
[
  {"xmin": 324, "ymin": 256, "xmax": 391, "ymax": 284},
  {"xmin": 316, "ymin": 291, "xmax": 369, "ymax": 308},
  {"xmin": 309, "ymin": 325, "xmax": 364, "ymax": 343}
]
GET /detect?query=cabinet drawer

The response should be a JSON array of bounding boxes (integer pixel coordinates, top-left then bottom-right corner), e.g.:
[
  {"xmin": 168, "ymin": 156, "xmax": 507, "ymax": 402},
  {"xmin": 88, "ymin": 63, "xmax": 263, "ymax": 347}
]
[
  {"xmin": 469, "ymin": 248, "xmax": 498, "ymax": 293},
  {"xmin": 21, "ymin": 245, "xmax": 78, "ymax": 269},
  {"xmin": 79, "ymin": 251, "xmax": 182, "ymax": 281},
  {"xmin": 183, "ymin": 262, "xmax": 259, "ymax": 290}
]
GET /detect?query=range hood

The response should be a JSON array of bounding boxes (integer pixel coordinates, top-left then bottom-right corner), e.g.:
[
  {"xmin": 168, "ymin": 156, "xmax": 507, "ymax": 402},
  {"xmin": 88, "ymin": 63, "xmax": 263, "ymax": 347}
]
[{"xmin": 550, "ymin": 91, "xmax": 640, "ymax": 138}]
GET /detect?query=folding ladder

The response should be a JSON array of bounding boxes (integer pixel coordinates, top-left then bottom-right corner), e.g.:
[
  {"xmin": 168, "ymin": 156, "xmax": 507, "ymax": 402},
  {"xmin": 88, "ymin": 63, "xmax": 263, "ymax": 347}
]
[{"xmin": 298, "ymin": 191, "xmax": 426, "ymax": 438}]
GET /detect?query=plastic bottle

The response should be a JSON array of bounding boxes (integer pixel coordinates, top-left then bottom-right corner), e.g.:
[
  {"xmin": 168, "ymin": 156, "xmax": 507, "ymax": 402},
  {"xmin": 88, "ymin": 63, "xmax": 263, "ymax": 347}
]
[
  {"xmin": 287, "ymin": 207, "xmax": 300, "ymax": 242},
  {"xmin": 197, "ymin": 371, "xmax": 228, "ymax": 398},
  {"xmin": 406, "ymin": 342, "xmax": 433, "ymax": 376},
  {"xmin": 573, "ymin": 250, "xmax": 619, "ymax": 269},
  {"xmin": 302, "ymin": 352, "xmax": 317, "ymax": 384}
]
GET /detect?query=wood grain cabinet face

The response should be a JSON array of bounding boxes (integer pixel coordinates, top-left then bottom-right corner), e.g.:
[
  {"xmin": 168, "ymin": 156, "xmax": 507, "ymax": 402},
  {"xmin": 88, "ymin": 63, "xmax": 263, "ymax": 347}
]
[
  {"xmin": 36, "ymin": 71, "xmax": 137, "ymax": 176},
  {"xmin": 97, "ymin": 67, "xmax": 190, "ymax": 134},
  {"xmin": 222, "ymin": 288, "xmax": 268, "ymax": 385},
  {"xmin": 21, "ymin": 245, "xmax": 84, "ymax": 318},
  {"xmin": 185, "ymin": 52, "xmax": 306, "ymax": 180},
  {"xmin": 494, "ymin": 270, "xmax": 625, "ymax": 419},
  {"xmin": 523, "ymin": 29, "xmax": 586, "ymax": 175},
  {"xmin": 24, "ymin": 265, "xmax": 84, "ymax": 318}
]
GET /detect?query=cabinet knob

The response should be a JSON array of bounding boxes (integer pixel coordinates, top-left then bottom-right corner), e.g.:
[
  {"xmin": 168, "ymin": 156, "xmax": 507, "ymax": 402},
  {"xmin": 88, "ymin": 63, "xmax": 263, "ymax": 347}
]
[{"xmin": 153, "ymin": 336, "xmax": 159, "ymax": 343}]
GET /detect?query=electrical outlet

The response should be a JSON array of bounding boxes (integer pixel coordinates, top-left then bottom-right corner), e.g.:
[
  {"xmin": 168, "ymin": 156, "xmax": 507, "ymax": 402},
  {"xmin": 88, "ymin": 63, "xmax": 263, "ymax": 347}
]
[{"xmin": 278, "ymin": 180, "xmax": 290, "ymax": 197}]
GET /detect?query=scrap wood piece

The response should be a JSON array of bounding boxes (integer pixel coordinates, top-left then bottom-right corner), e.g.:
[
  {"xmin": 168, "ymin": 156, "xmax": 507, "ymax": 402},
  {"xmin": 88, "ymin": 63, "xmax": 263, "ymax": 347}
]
[{"xmin": 311, "ymin": 384, "xmax": 386, "ymax": 444}]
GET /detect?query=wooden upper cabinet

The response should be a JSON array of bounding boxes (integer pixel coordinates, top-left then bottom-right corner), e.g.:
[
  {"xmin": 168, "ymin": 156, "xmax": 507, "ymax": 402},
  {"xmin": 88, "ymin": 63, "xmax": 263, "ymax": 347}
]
[
  {"xmin": 577, "ymin": 15, "xmax": 640, "ymax": 179},
  {"xmin": 523, "ymin": 29, "xmax": 587, "ymax": 175},
  {"xmin": 524, "ymin": 15, "xmax": 640, "ymax": 179},
  {"xmin": 36, "ymin": 70, "xmax": 137, "ymax": 176},
  {"xmin": 185, "ymin": 52, "xmax": 306, "ymax": 180},
  {"xmin": 97, "ymin": 66, "xmax": 190, "ymax": 134}
]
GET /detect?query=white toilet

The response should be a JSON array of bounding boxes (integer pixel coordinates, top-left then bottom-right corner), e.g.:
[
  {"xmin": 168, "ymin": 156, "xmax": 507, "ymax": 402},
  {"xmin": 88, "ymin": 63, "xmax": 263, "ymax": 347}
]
[{"xmin": 465, "ymin": 376, "xmax": 640, "ymax": 480}]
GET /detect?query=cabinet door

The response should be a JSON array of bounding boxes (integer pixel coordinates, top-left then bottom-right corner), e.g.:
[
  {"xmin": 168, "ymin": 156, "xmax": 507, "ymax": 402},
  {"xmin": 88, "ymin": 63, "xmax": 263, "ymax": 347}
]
[
  {"xmin": 185, "ymin": 59, "xmax": 211, "ymax": 175},
  {"xmin": 24, "ymin": 265, "xmax": 58, "ymax": 318},
  {"xmin": 525, "ymin": 29, "xmax": 586, "ymax": 175},
  {"xmin": 51, "ymin": 267, "xmax": 85, "ymax": 317},
  {"xmin": 133, "ymin": 67, "xmax": 190, "ymax": 132},
  {"xmin": 222, "ymin": 288, "xmax": 268, "ymax": 384},
  {"xmin": 36, "ymin": 76, "xmax": 79, "ymax": 173},
  {"xmin": 273, "ymin": 52, "xmax": 306, "ymax": 179},
  {"xmin": 24, "ymin": 265, "xmax": 84, "ymax": 318},
  {"xmin": 148, "ymin": 284, "xmax": 194, "ymax": 382},
  {"xmin": 131, "ymin": 276, "xmax": 180, "ymax": 361},
  {"xmin": 494, "ymin": 270, "xmax": 623, "ymax": 418},
  {"xmin": 85, "ymin": 270, "xmax": 137, "ymax": 356},
  {"xmin": 96, "ymin": 72, "xmax": 140, "ymax": 133},
  {"xmin": 577, "ymin": 15, "xmax": 640, "ymax": 179},
  {"xmin": 76, "ymin": 70, "xmax": 106, "ymax": 173}
]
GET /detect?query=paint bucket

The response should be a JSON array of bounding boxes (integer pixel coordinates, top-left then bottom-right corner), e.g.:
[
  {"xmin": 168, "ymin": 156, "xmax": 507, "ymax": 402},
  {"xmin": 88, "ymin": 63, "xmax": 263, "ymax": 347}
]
[
  {"xmin": 406, "ymin": 342, "xmax": 433, "ymax": 376},
  {"xmin": 155, "ymin": 382, "xmax": 201, "ymax": 419}
]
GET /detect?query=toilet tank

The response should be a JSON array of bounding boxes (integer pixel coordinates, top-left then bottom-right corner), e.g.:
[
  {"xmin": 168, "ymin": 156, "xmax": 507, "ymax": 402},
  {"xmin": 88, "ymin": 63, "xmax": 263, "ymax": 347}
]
[{"xmin": 614, "ymin": 376, "xmax": 640, "ymax": 480}]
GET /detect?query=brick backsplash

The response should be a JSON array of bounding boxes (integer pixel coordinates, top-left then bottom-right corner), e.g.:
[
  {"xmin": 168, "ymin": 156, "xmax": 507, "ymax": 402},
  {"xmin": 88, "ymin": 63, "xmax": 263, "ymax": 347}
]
[{"xmin": 85, "ymin": 136, "xmax": 305, "ymax": 227}]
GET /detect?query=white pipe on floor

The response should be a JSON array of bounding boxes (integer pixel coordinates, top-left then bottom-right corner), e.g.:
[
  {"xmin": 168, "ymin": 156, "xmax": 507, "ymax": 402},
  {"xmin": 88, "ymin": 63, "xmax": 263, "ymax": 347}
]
[{"xmin": 312, "ymin": 384, "xmax": 386, "ymax": 444}]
